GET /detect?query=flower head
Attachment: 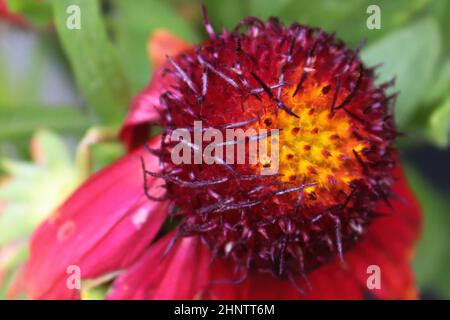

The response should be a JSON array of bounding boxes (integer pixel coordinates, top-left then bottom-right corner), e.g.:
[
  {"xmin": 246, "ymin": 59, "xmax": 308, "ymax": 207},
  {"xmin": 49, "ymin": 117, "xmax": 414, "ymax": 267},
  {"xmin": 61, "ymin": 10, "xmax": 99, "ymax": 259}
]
[
  {"xmin": 150, "ymin": 16, "xmax": 397, "ymax": 278},
  {"xmin": 23, "ymin": 10, "xmax": 421, "ymax": 300}
]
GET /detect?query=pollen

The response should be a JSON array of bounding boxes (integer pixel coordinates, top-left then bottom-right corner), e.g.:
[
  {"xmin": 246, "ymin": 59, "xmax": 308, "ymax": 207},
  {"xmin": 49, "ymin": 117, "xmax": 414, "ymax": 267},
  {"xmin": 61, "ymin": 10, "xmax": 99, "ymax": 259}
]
[{"xmin": 256, "ymin": 82, "xmax": 370, "ymax": 201}]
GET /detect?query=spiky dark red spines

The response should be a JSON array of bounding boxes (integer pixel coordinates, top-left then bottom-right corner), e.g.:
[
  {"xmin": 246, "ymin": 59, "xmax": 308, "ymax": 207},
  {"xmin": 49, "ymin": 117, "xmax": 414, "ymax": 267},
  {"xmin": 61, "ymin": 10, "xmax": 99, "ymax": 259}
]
[{"xmin": 145, "ymin": 16, "xmax": 398, "ymax": 280}]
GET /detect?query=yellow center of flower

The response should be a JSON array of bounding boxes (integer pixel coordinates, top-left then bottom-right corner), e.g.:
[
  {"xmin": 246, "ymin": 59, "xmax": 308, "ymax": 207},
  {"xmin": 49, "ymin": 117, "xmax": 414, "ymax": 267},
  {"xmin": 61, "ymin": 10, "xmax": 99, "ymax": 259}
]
[{"xmin": 256, "ymin": 82, "xmax": 368, "ymax": 200}]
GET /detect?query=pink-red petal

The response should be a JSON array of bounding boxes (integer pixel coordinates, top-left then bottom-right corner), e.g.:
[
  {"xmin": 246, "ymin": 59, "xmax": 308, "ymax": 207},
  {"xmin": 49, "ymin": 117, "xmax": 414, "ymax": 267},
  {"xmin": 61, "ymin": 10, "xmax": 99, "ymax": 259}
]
[
  {"xmin": 342, "ymin": 164, "xmax": 421, "ymax": 299},
  {"xmin": 206, "ymin": 257, "xmax": 364, "ymax": 300},
  {"xmin": 108, "ymin": 232, "xmax": 211, "ymax": 300},
  {"xmin": 24, "ymin": 137, "xmax": 169, "ymax": 299}
]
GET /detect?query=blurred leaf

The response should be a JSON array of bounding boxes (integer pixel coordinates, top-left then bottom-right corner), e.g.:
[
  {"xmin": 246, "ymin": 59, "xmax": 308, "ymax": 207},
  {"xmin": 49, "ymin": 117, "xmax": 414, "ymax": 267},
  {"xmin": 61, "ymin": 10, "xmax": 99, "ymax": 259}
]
[
  {"xmin": 0, "ymin": 105, "xmax": 91, "ymax": 140},
  {"xmin": 425, "ymin": 95, "xmax": 450, "ymax": 147},
  {"xmin": 280, "ymin": 0, "xmax": 365, "ymax": 30},
  {"xmin": 0, "ymin": 130, "xmax": 77, "ymax": 246},
  {"xmin": 112, "ymin": 0, "xmax": 199, "ymax": 94},
  {"xmin": 442, "ymin": 2, "xmax": 450, "ymax": 55},
  {"xmin": 7, "ymin": 0, "xmax": 53, "ymax": 27},
  {"xmin": 203, "ymin": 0, "xmax": 249, "ymax": 30},
  {"xmin": 407, "ymin": 60, "xmax": 450, "ymax": 147},
  {"xmin": 247, "ymin": 0, "xmax": 292, "ymax": 20},
  {"xmin": 74, "ymin": 126, "xmax": 121, "ymax": 180},
  {"xmin": 51, "ymin": 0, "xmax": 131, "ymax": 124},
  {"xmin": 0, "ymin": 31, "xmax": 48, "ymax": 107},
  {"xmin": 0, "ymin": 129, "xmax": 81, "ymax": 298},
  {"xmin": 406, "ymin": 165, "xmax": 450, "ymax": 298},
  {"xmin": 80, "ymin": 271, "xmax": 119, "ymax": 300},
  {"xmin": 361, "ymin": 17, "xmax": 441, "ymax": 128},
  {"xmin": 430, "ymin": 0, "xmax": 450, "ymax": 55},
  {"xmin": 423, "ymin": 60, "xmax": 450, "ymax": 106},
  {"xmin": 31, "ymin": 129, "xmax": 72, "ymax": 167},
  {"xmin": 276, "ymin": 0, "xmax": 431, "ymax": 46},
  {"xmin": 81, "ymin": 284, "xmax": 108, "ymax": 300},
  {"xmin": 0, "ymin": 23, "xmax": 84, "ymax": 153},
  {"xmin": 90, "ymin": 142, "xmax": 123, "ymax": 174},
  {"xmin": 197, "ymin": 1, "xmax": 430, "ymax": 48}
]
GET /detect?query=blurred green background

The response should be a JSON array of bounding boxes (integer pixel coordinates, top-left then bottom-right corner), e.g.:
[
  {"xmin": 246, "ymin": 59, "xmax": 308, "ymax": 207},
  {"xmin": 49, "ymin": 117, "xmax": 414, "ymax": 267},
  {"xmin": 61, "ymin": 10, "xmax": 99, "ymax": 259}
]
[{"xmin": 0, "ymin": 0, "xmax": 449, "ymax": 299}]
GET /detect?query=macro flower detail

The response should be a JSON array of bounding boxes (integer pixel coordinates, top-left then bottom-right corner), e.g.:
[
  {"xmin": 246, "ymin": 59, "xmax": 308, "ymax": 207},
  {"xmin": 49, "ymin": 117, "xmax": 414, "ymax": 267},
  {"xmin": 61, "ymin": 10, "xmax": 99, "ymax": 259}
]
[
  {"xmin": 152, "ymin": 15, "xmax": 398, "ymax": 279},
  {"xmin": 23, "ymin": 11, "xmax": 421, "ymax": 300}
]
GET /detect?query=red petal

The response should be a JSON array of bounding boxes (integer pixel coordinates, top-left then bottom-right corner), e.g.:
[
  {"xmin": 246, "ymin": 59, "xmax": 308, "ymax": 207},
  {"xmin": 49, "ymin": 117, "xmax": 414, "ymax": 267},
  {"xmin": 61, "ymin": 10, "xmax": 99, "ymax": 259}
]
[
  {"xmin": 148, "ymin": 29, "xmax": 191, "ymax": 70},
  {"xmin": 24, "ymin": 137, "xmax": 169, "ymax": 299},
  {"xmin": 207, "ymin": 258, "xmax": 363, "ymax": 300},
  {"xmin": 119, "ymin": 31, "xmax": 192, "ymax": 151},
  {"xmin": 305, "ymin": 262, "xmax": 364, "ymax": 299},
  {"xmin": 207, "ymin": 264, "xmax": 301, "ymax": 299},
  {"xmin": 108, "ymin": 232, "xmax": 211, "ymax": 300},
  {"xmin": 342, "ymin": 164, "xmax": 421, "ymax": 299}
]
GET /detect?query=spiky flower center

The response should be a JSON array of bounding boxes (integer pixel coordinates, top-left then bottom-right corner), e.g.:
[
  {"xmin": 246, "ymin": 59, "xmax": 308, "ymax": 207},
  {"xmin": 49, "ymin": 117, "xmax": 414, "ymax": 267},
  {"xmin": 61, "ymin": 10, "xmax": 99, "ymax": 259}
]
[
  {"xmin": 257, "ymin": 83, "xmax": 369, "ymax": 202},
  {"xmin": 146, "ymin": 16, "xmax": 397, "ymax": 279}
]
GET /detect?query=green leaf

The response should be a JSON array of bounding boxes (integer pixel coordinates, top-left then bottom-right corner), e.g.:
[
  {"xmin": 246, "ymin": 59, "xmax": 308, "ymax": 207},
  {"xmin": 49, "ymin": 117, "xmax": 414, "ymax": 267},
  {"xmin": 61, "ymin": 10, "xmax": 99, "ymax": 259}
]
[
  {"xmin": 430, "ymin": 0, "xmax": 450, "ymax": 55},
  {"xmin": 90, "ymin": 142, "xmax": 124, "ymax": 174},
  {"xmin": 247, "ymin": 0, "xmax": 292, "ymax": 20},
  {"xmin": 406, "ymin": 60, "xmax": 450, "ymax": 148},
  {"xmin": 203, "ymin": 0, "xmax": 249, "ymax": 31},
  {"xmin": 112, "ymin": 0, "xmax": 199, "ymax": 94},
  {"xmin": 423, "ymin": 60, "xmax": 450, "ymax": 106},
  {"xmin": 182, "ymin": 0, "xmax": 430, "ymax": 47},
  {"xmin": 425, "ymin": 95, "xmax": 450, "ymax": 147},
  {"xmin": 51, "ymin": 0, "xmax": 132, "ymax": 124},
  {"xmin": 277, "ymin": 0, "xmax": 430, "ymax": 46},
  {"xmin": 178, "ymin": 0, "xmax": 432, "ymax": 50},
  {"xmin": 442, "ymin": 1, "xmax": 450, "ymax": 55},
  {"xmin": 279, "ymin": 0, "xmax": 365, "ymax": 30},
  {"xmin": 0, "ymin": 130, "xmax": 77, "ymax": 246},
  {"xmin": 7, "ymin": 0, "xmax": 53, "ymax": 27},
  {"xmin": 32, "ymin": 129, "xmax": 72, "ymax": 168},
  {"xmin": 406, "ymin": 165, "xmax": 450, "ymax": 298},
  {"xmin": 0, "ymin": 31, "xmax": 49, "ymax": 107},
  {"xmin": 361, "ymin": 17, "xmax": 441, "ymax": 128},
  {"xmin": 0, "ymin": 131, "xmax": 78, "ymax": 298},
  {"xmin": 0, "ymin": 105, "xmax": 92, "ymax": 140}
]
